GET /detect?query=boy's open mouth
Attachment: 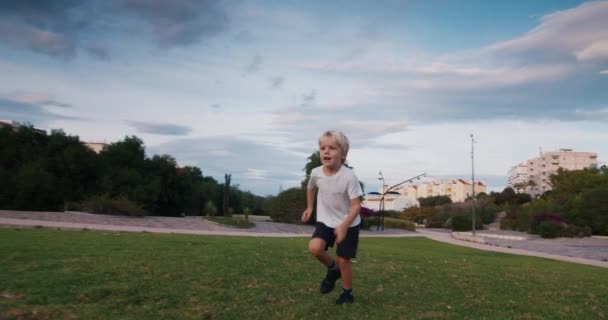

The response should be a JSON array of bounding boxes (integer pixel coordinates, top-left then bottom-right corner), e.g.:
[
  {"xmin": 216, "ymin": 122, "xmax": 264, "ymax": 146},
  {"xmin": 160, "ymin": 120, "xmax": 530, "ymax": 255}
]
[{"xmin": 323, "ymin": 156, "xmax": 331, "ymax": 161}]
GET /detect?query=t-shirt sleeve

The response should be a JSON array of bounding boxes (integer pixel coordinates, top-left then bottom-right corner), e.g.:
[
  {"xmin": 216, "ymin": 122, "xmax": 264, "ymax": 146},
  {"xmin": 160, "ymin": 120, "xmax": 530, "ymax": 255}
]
[
  {"xmin": 307, "ymin": 168, "xmax": 318, "ymax": 190},
  {"xmin": 347, "ymin": 172, "xmax": 364, "ymax": 199}
]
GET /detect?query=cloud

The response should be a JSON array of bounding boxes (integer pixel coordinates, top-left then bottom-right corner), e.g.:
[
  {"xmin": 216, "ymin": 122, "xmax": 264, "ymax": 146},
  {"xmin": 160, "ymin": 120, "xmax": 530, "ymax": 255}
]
[
  {"xmin": 233, "ymin": 30, "xmax": 254, "ymax": 43},
  {"xmin": 121, "ymin": 0, "xmax": 229, "ymax": 48},
  {"xmin": 0, "ymin": 21, "xmax": 76, "ymax": 60},
  {"xmin": 403, "ymin": 64, "xmax": 572, "ymax": 91},
  {"xmin": 571, "ymin": 107, "xmax": 608, "ymax": 121},
  {"xmin": 270, "ymin": 76, "xmax": 284, "ymax": 89},
  {"xmin": 126, "ymin": 120, "xmax": 192, "ymax": 136},
  {"xmin": 0, "ymin": 0, "xmax": 229, "ymax": 59},
  {"xmin": 271, "ymin": 105, "xmax": 409, "ymax": 150},
  {"xmin": 576, "ymin": 40, "xmax": 608, "ymax": 61},
  {"xmin": 242, "ymin": 54, "xmax": 262, "ymax": 76},
  {"xmin": 0, "ymin": 97, "xmax": 83, "ymax": 125},
  {"xmin": 86, "ymin": 42, "xmax": 111, "ymax": 61},
  {"xmin": 294, "ymin": 1, "xmax": 608, "ymax": 125},
  {"xmin": 485, "ymin": 1, "xmax": 608, "ymax": 61},
  {"xmin": 301, "ymin": 90, "xmax": 316, "ymax": 107},
  {"xmin": 9, "ymin": 92, "xmax": 73, "ymax": 108},
  {"xmin": 149, "ymin": 136, "xmax": 305, "ymax": 195}
]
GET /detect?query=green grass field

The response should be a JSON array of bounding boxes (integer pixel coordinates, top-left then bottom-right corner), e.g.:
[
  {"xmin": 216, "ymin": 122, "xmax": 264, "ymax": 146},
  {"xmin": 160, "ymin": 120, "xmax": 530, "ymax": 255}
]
[{"xmin": 1, "ymin": 228, "xmax": 607, "ymax": 320}]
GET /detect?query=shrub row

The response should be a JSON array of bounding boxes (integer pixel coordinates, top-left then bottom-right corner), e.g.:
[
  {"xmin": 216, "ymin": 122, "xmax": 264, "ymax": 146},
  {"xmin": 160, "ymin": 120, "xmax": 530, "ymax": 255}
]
[{"xmin": 66, "ymin": 195, "xmax": 145, "ymax": 217}]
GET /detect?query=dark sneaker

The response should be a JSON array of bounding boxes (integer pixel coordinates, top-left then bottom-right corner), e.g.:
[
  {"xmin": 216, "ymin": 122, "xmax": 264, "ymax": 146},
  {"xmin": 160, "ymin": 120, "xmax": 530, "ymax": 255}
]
[
  {"xmin": 335, "ymin": 291, "xmax": 354, "ymax": 305},
  {"xmin": 319, "ymin": 269, "xmax": 341, "ymax": 294}
]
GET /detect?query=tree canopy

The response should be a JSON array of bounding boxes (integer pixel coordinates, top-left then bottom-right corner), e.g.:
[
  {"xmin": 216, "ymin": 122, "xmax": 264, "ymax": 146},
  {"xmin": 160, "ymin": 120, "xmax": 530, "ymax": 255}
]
[{"xmin": 0, "ymin": 125, "xmax": 268, "ymax": 216}]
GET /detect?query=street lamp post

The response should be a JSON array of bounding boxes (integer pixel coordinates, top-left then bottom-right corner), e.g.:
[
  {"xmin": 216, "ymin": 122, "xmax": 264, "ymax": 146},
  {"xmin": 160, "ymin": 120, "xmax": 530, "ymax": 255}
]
[
  {"xmin": 377, "ymin": 171, "xmax": 427, "ymax": 231},
  {"xmin": 377, "ymin": 171, "xmax": 386, "ymax": 231},
  {"xmin": 470, "ymin": 134, "xmax": 476, "ymax": 236}
]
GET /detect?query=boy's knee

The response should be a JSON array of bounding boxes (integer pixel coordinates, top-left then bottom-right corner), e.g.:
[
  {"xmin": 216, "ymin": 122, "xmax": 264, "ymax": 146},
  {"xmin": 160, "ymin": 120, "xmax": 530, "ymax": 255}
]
[{"xmin": 308, "ymin": 241, "xmax": 324, "ymax": 257}]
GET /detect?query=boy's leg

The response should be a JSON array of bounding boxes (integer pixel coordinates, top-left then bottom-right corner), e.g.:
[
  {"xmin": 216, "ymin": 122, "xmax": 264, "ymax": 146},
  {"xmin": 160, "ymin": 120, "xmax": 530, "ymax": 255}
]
[
  {"xmin": 310, "ymin": 222, "xmax": 340, "ymax": 294},
  {"xmin": 308, "ymin": 238, "xmax": 332, "ymax": 266},
  {"xmin": 336, "ymin": 257, "xmax": 352, "ymax": 288},
  {"xmin": 335, "ymin": 224, "xmax": 360, "ymax": 304}
]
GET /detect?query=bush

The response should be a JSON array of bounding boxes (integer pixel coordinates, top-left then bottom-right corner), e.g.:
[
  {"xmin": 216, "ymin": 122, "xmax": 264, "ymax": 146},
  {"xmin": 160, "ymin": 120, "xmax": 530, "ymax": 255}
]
[
  {"xmin": 564, "ymin": 225, "xmax": 592, "ymax": 238},
  {"xmin": 538, "ymin": 220, "xmax": 567, "ymax": 238},
  {"xmin": 512, "ymin": 198, "xmax": 555, "ymax": 232},
  {"xmin": 76, "ymin": 195, "xmax": 146, "ymax": 217},
  {"xmin": 360, "ymin": 216, "xmax": 380, "ymax": 230},
  {"xmin": 359, "ymin": 207, "xmax": 379, "ymax": 230},
  {"xmin": 530, "ymin": 212, "xmax": 565, "ymax": 235},
  {"xmin": 269, "ymin": 188, "xmax": 306, "ymax": 223},
  {"xmin": 383, "ymin": 210, "xmax": 402, "ymax": 218},
  {"xmin": 477, "ymin": 200, "xmax": 499, "ymax": 224},
  {"xmin": 383, "ymin": 217, "xmax": 416, "ymax": 231},
  {"xmin": 450, "ymin": 215, "xmax": 482, "ymax": 231},
  {"xmin": 500, "ymin": 217, "xmax": 515, "ymax": 230},
  {"xmin": 204, "ymin": 200, "xmax": 217, "ymax": 216}
]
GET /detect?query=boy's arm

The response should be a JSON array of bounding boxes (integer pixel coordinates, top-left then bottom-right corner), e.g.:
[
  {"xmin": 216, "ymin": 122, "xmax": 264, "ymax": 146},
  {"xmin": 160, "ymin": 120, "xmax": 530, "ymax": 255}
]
[
  {"xmin": 301, "ymin": 187, "xmax": 317, "ymax": 222},
  {"xmin": 335, "ymin": 197, "xmax": 361, "ymax": 243},
  {"xmin": 306, "ymin": 187, "xmax": 316, "ymax": 210},
  {"xmin": 340, "ymin": 197, "xmax": 361, "ymax": 228}
]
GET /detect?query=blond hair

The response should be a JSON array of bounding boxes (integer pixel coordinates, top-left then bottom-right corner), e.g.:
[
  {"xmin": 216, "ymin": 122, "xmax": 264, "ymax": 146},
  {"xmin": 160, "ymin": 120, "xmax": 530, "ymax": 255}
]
[{"xmin": 318, "ymin": 130, "xmax": 350, "ymax": 163}]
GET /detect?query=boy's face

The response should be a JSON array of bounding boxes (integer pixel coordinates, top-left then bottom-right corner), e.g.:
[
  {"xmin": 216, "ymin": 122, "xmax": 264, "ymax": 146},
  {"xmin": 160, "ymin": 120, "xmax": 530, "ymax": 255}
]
[{"xmin": 319, "ymin": 138, "xmax": 344, "ymax": 169}]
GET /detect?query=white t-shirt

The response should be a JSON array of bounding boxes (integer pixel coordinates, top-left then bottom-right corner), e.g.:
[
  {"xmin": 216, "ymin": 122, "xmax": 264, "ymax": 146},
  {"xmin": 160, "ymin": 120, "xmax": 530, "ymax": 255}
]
[{"xmin": 307, "ymin": 165, "xmax": 363, "ymax": 228}]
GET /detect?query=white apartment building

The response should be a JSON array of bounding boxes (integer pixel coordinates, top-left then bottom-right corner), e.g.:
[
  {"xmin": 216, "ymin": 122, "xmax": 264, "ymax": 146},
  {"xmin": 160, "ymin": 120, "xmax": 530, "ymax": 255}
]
[
  {"xmin": 507, "ymin": 163, "xmax": 528, "ymax": 193},
  {"xmin": 510, "ymin": 149, "xmax": 598, "ymax": 197}
]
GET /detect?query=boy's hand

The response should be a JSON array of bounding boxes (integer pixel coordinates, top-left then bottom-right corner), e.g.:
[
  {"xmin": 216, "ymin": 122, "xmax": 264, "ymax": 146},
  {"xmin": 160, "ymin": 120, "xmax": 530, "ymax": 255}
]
[
  {"xmin": 301, "ymin": 208, "xmax": 312, "ymax": 222},
  {"xmin": 334, "ymin": 225, "xmax": 347, "ymax": 244}
]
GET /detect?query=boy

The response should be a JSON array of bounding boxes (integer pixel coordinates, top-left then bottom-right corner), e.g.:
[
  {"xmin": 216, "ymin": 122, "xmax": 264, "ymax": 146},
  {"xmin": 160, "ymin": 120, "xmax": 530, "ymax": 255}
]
[{"xmin": 301, "ymin": 130, "xmax": 363, "ymax": 305}]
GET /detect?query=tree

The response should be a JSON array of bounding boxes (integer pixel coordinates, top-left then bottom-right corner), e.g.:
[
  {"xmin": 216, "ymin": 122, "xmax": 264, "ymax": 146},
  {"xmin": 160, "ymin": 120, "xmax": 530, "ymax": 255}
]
[
  {"xmin": 302, "ymin": 151, "xmax": 321, "ymax": 188},
  {"xmin": 495, "ymin": 187, "xmax": 516, "ymax": 206},
  {"xmin": 204, "ymin": 200, "xmax": 217, "ymax": 216},
  {"xmin": 418, "ymin": 195, "xmax": 452, "ymax": 207},
  {"xmin": 570, "ymin": 185, "xmax": 608, "ymax": 235},
  {"xmin": 223, "ymin": 173, "xmax": 232, "ymax": 216},
  {"xmin": 98, "ymin": 136, "xmax": 146, "ymax": 200}
]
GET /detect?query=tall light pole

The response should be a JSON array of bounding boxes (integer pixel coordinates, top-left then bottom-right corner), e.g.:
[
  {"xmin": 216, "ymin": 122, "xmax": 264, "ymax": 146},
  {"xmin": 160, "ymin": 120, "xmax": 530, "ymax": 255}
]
[
  {"xmin": 376, "ymin": 171, "xmax": 426, "ymax": 231},
  {"xmin": 377, "ymin": 171, "xmax": 386, "ymax": 231},
  {"xmin": 470, "ymin": 134, "xmax": 476, "ymax": 235}
]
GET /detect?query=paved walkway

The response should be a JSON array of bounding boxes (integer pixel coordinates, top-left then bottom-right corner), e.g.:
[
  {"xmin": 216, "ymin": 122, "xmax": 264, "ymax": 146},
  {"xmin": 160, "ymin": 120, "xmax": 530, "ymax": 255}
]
[
  {"xmin": 417, "ymin": 229, "xmax": 608, "ymax": 269},
  {"xmin": 1, "ymin": 210, "xmax": 607, "ymax": 268},
  {"xmin": 0, "ymin": 210, "xmax": 418, "ymax": 237}
]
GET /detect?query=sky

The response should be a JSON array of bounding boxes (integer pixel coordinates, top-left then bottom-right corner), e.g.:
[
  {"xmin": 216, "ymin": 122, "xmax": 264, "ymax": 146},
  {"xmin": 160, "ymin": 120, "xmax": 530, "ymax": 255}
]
[{"xmin": 1, "ymin": 0, "xmax": 607, "ymax": 196}]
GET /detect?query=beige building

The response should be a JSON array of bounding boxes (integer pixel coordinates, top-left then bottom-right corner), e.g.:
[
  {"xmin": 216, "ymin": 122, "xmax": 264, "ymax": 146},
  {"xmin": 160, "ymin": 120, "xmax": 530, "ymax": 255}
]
[
  {"xmin": 522, "ymin": 149, "xmax": 598, "ymax": 197},
  {"xmin": 384, "ymin": 178, "xmax": 486, "ymax": 204},
  {"xmin": 362, "ymin": 192, "xmax": 419, "ymax": 212}
]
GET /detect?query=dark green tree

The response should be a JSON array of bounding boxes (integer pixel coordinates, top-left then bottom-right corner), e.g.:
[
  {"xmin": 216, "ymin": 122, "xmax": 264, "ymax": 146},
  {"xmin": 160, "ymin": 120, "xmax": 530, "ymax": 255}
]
[{"xmin": 223, "ymin": 173, "xmax": 232, "ymax": 216}]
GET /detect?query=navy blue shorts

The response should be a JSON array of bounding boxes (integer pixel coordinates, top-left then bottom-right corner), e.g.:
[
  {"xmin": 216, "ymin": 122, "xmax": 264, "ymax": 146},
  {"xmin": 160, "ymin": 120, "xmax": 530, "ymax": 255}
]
[{"xmin": 312, "ymin": 222, "xmax": 360, "ymax": 259}]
